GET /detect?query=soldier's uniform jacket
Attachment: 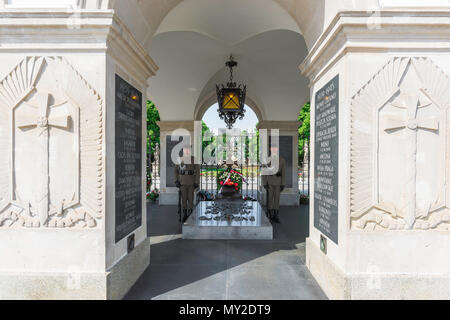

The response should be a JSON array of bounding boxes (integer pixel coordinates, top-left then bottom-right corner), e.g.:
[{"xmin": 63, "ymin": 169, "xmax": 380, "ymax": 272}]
[
  {"xmin": 175, "ymin": 157, "xmax": 200, "ymax": 186},
  {"xmin": 262, "ymin": 156, "xmax": 286, "ymax": 187}
]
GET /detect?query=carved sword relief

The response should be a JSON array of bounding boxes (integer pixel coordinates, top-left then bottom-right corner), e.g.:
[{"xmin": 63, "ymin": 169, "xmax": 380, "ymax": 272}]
[
  {"xmin": 16, "ymin": 93, "xmax": 71, "ymax": 226},
  {"xmin": 383, "ymin": 93, "xmax": 438, "ymax": 228},
  {"xmin": 0, "ymin": 56, "xmax": 104, "ymax": 229},
  {"xmin": 350, "ymin": 57, "xmax": 450, "ymax": 231}
]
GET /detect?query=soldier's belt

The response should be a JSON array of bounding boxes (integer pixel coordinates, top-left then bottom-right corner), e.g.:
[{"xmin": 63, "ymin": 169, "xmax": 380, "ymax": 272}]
[{"xmin": 180, "ymin": 170, "xmax": 195, "ymax": 175}]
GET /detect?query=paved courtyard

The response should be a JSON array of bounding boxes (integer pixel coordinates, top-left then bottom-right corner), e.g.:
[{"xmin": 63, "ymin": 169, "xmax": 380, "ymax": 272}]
[{"xmin": 125, "ymin": 203, "xmax": 327, "ymax": 300}]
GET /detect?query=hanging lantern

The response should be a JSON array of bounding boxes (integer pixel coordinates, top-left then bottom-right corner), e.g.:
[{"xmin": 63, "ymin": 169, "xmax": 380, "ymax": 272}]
[{"xmin": 216, "ymin": 55, "xmax": 246, "ymax": 129}]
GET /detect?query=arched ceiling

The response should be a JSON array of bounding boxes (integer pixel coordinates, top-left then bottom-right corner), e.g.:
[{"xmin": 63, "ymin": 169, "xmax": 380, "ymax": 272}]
[
  {"xmin": 113, "ymin": 0, "xmax": 329, "ymax": 52},
  {"xmin": 154, "ymin": 0, "xmax": 301, "ymax": 46},
  {"xmin": 144, "ymin": 0, "xmax": 311, "ymax": 122},
  {"xmin": 147, "ymin": 28, "xmax": 309, "ymax": 121},
  {"xmin": 110, "ymin": 0, "xmax": 405, "ymax": 122},
  {"xmin": 112, "ymin": 0, "xmax": 403, "ymax": 53}
]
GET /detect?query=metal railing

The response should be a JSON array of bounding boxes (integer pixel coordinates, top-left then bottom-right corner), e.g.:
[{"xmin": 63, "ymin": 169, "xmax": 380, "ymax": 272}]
[
  {"xmin": 148, "ymin": 143, "xmax": 160, "ymax": 192},
  {"xmin": 199, "ymin": 131, "xmax": 260, "ymax": 201},
  {"xmin": 147, "ymin": 137, "xmax": 311, "ymax": 201}
]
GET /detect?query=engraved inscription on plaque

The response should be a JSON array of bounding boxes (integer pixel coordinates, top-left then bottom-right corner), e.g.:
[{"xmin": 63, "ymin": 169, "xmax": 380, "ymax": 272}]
[
  {"xmin": 314, "ymin": 75, "xmax": 339, "ymax": 244},
  {"xmin": 115, "ymin": 75, "xmax": 143, "ymax": 243}
]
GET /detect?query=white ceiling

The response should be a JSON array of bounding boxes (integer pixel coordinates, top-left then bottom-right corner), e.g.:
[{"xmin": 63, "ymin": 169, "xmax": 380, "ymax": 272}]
[
  {"xmin": 155, "ymin": 0, "xmax": 301, "ymax": 46},
  {"xmin": 147, "ymin": 0, "xmax": 310, "ymax": 122}
]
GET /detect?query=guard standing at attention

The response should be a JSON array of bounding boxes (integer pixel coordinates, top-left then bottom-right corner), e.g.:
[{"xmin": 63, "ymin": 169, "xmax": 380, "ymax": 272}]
[
  {"xmin": 175, "ymin": 146, "xmax": 200, "ymax": 223},
  {"xmin": 262, "ymin": 145, "xmax": 286, "ymax": 223}
]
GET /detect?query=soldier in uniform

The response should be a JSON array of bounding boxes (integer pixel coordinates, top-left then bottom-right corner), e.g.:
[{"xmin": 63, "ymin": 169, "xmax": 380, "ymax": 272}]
[
  {"xmin": 262, "ymin": 145, "xmax": 286, "ymax": 223},
  {"xmin": 175, "ymin": 146, "xmax": 200, "ymax": 223}
]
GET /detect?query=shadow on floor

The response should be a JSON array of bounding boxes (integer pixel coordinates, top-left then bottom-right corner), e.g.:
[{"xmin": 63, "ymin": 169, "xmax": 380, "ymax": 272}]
[{"xmin": 124, "ymin": 203, "xmax": 326, "ymax": 300}]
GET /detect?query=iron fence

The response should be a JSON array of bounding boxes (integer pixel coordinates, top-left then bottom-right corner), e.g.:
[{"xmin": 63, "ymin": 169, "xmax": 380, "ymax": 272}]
[
  {"xmin": 199, "ymin": 131, "xmax": 260, "ymax": 201},
  {"xmin": 147, "ymin": 136, "xmax": 311, "ymax": 202},
  {"xmin": 148, "ymin": 143, "xmax": 160, "ymax": 192}
]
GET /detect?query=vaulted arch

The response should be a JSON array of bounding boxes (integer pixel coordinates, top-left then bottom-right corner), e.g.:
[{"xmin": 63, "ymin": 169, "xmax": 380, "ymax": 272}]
[{"xmin": 111, "ymin": 0, "xmax": 395, "ymax": 53}]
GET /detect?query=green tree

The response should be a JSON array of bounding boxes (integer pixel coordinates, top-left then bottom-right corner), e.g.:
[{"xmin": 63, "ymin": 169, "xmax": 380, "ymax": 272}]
[
  {"xmin": 253, "ymin": 124, "xmax": 259, "ymax": 163},
  {"xmin": 241, "ymin": 130, "xmax": 250, "ymax": 161},
  {"xmin": 202, "ymin": 121, "xmax": 214, "ymax": 154},
  {"xmin": 147, "ymin": 100, "xmax": 160, "ymax": 157},
  {"xmin": 298, "ymin": 102, "xmax": 310, "ymax": 165}
]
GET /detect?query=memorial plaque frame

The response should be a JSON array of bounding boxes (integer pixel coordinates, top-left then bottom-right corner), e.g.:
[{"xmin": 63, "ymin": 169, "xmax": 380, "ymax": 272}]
[
  {"xmin": 267, "ymin": 136, "xmax": 294, "ymax": 188},
  {"xmin": 115, "ymin": 75, "xmax": 143, "ymax": 243},
  {"xmin": 314, "ymin": 75, "xmax": 339, "ymax": 244},
  {"xmin": 166, "ymin": 135, "xmax": 191, "ymax": 188},
  {"xmin": 280, "ymin": 136, "xmax": 293, "ymax": 189}
]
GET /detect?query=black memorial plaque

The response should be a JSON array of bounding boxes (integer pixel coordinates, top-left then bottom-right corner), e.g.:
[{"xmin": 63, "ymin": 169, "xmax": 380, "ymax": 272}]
[
  {"xmin": 280, "ymin": 136, "xmax": 293, "ymax": 189},
  {"xmin": 115, "ymin": 75, "xmax": 143, "ymax": 243},
  {"xmin": 166, "ymin": 136, "xmax": 191, "ymax": 188},
  {"xmin": 269, "ymin": 136, "xmax": 293, "ymax": 188},
  {"xmin": 314, "ymin": 75, "xmax": 339, "ymax": 244}
]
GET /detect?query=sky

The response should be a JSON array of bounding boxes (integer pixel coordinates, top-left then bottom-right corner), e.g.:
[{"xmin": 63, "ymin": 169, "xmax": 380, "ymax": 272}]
[{"xmin": 202, "ymin": 103, "xmax": 259, "ymax": 131}]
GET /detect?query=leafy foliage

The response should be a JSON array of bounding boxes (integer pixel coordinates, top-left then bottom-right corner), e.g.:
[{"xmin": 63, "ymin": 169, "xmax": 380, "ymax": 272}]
[
  {"xmin": 146, "ymin": 189, "xmax": 159, "ymax": 202},
  {"xmin": 147, "ymin": 101, "xmax": 160, "ymax": 156},
  {"xmin": 298, "ymin": 102, "xmax": 310, "ymax": 165},
  {"xmin": 202, "ymin": 121, "xmax": 214, "ymax": 155},
  {"xmin": 217, "ymin": 168, "xmax": 243, "ymax": 192},
  {"xmin": 241, "ymin": 129, "xmax": 259, "ymax": 164}
]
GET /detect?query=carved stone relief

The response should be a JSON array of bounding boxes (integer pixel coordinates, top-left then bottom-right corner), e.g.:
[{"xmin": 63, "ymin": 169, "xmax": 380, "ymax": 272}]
[
  {"xmin": 350, "ymin": 57, "xmax": 450, "ymax": 231},
  {"xmin": 0, "ymin": 56, "xmax": 103, "ymax": 228}
]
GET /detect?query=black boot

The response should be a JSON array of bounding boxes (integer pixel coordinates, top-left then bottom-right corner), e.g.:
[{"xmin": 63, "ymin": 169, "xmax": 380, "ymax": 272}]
[
  {"xmin": 268, "ymin": 209, "xmax": 274, "ymax": 223},
  {"xmin": 272, "ymin": 210, "xmax": 280, "ymax": 223},
  {"xmin": 182, "ymin": 209, "xmax": 188, "ymax": 223}
]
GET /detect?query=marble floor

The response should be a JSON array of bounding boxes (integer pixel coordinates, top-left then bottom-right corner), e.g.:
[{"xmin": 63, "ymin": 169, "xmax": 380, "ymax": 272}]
[{"xmin": 124, "ymin": 203, "xmax": 327, "ymax": 300}]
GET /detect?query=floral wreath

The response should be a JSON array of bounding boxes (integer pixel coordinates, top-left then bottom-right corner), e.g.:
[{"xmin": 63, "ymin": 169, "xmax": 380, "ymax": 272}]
[{"xmin": 217, "ymin": 168, "xmax": 245, "ymax": 192}]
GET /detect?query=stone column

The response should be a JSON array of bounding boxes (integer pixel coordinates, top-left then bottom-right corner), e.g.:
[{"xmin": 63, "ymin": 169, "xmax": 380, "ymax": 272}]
[
  {"xmin": 157, "ymin": 121, "xmax": 197, "ymax": 205},
  {"xmin": 257, "ymin": 121, "xmax": 301, "ymax": 206},
  {"xmin": 301, "ymin": 10, "xmax": 450, "ymax": 299},
  {"xmin": 0, "ymin": 5, "xmax": 156, "ymax": 299}
]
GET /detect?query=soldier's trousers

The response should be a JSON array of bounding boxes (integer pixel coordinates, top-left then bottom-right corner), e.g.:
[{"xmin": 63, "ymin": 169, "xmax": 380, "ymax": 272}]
[
  {"xmin": 180, "ymin": 185, "xmax": 195, "ymax": 210},
  {"xmin": 267, "ymin": 185, "xmax": 281, "ymax": 210}
]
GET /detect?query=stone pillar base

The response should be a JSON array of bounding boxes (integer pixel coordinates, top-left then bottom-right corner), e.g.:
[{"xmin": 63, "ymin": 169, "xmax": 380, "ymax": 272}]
[
  {"xmin": 159, "ymin": 190, "xmax": 200, "ymax": 206},
  {"xmin": 280, "ymin": 193, "xmax": 300, "ymax": 206},
  {"xmin": 159, "ymin": 191, "xmax": 179, "ymax": 205},
  {"xmin": 259, "ymin": 190, "xmax": 299, "ymax": 207},
  {"xmin": 306, "ymin": 238, "xmax": 450, "ymax": 300},
  {"xmin": 0, "ymin": 238, "xmax": 150, "ymax": 300},
  {"xmin": 305, "ymin": 238, "xmax": 347, "ymax": 300}
]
